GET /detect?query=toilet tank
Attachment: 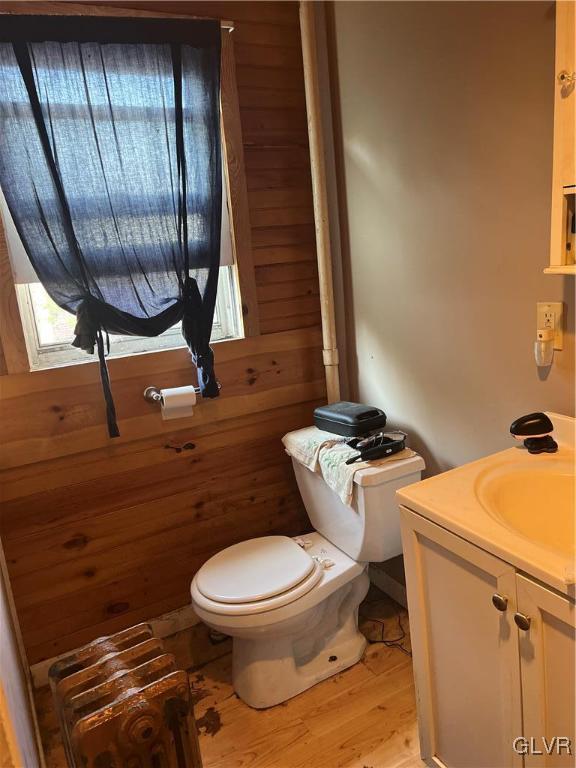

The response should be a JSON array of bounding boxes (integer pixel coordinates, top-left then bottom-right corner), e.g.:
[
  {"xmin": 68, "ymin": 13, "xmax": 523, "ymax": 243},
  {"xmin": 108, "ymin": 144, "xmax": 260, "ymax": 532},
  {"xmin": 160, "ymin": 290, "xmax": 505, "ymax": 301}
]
[{"xmin": 291, "ymin": 454, "xmax": 425, "ymax": 562}]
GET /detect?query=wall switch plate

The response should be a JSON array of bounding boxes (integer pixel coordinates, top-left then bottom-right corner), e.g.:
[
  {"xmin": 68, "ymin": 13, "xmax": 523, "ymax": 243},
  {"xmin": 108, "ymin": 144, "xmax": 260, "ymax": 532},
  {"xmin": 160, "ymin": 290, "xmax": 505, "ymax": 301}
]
[{"xmin": 537, "ymin": 302, "xmax": 564, "ymax": 349}]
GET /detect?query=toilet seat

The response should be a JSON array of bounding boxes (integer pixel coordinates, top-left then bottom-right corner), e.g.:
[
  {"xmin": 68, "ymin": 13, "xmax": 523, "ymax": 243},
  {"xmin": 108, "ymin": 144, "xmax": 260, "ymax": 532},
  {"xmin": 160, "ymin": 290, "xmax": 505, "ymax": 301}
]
[
  {"xmin": 197, "ymin": 536, "xmax": 316, "ymax": 603},
  {"xmin": 192, "ymin": 536, "xmax": 324, "ymax": 616}
]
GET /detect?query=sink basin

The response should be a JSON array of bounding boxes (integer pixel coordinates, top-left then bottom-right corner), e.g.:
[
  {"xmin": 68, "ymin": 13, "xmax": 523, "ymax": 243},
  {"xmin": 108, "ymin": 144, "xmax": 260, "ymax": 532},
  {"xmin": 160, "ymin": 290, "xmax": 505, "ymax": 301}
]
[
  {"xmin": 476, "ymin": 461, "xmax": 575, "ymax": 557},
  {"xmin": 398, "ymin": 414, "xmax": 575, "ymax": 594}
]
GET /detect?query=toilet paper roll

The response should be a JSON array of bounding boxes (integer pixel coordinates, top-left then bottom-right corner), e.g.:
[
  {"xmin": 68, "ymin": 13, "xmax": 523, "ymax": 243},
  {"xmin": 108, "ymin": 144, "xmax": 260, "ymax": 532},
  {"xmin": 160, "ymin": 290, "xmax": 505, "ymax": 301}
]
[{"xmin": 160, "ymin": 386, "xmax": 197, "ymax": 421}]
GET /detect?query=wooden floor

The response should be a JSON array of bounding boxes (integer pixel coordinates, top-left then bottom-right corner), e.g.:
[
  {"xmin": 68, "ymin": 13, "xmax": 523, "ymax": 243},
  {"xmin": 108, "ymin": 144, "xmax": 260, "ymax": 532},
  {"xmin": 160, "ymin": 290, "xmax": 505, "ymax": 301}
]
[{"xmin": 35, "ymin": 588, "xmax": 425, "ymax": 768}]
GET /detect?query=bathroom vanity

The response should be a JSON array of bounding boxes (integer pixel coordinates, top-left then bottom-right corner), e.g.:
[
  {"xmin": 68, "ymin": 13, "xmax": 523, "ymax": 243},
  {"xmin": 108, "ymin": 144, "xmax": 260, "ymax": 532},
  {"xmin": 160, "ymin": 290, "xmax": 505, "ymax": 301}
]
[{"xmin": 398, "ymin": 414, "xmax": 575, "ymax": 768}]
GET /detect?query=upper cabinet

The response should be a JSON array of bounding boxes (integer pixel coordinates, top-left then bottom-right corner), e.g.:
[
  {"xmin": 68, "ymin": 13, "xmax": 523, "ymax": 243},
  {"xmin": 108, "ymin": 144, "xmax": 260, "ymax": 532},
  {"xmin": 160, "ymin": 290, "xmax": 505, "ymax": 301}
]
[{"xmin": 547, "ymin": 0, "xmax": 575, "ymax": 274}]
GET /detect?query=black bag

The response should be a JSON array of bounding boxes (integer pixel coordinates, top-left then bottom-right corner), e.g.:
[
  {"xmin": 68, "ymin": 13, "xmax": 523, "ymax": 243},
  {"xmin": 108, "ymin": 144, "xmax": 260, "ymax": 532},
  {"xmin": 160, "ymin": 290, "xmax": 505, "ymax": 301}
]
[{"xmin": 313, "ymin": 401, "xmax": 387, "ymax": 438}]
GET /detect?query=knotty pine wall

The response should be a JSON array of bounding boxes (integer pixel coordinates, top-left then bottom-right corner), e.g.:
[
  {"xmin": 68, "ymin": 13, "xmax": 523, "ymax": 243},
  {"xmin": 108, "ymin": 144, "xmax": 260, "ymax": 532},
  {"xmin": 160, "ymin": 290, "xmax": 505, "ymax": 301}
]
[{"xmin": 0, "ymin": 1, "xmax": 325, "ymax": 665}]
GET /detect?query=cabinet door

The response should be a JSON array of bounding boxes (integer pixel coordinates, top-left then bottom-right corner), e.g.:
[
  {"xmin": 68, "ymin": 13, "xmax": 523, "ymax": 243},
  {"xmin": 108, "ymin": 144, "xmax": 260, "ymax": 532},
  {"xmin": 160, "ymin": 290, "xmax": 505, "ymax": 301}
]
[
  {"xmin": 554, "ymin": 0, "xmax": 575, "ymax": 188},
  {"xmin": 549, "ymin": 0, "xmax": 575, "ymax": 269},
  {"xmin": 400, "ymin": 507, "xmax": 522, "ymax": 768},
  {"xmin": 516, "ymin": 574, "xmax": 576, "ymax": 768}
]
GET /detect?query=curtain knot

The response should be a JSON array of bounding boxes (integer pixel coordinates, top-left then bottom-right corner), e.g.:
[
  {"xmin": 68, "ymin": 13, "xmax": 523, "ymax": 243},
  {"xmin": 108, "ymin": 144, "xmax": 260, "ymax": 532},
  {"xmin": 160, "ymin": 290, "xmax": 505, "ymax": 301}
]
[
  {"xmin": 194, "ymin": 346, "xmax": 219, "ymax": 398},
  {"xmin": 194, "ymin": 348, "xmax": 213, "ymax": 371},
  {"xmin": 72, "ymin": 297, "xmax": 100, "ymax": 353},
  {"xmin": 181, "ymin": 278, "xmax": 219, "ymax": 399}
]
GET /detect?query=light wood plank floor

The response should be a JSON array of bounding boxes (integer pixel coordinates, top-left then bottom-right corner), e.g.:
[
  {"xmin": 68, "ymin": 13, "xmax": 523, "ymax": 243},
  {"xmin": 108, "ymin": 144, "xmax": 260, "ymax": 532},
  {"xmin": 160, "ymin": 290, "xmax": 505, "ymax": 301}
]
[{"xmin": 35, "ymin": 588, "xmax": 425, "ymax": 768}]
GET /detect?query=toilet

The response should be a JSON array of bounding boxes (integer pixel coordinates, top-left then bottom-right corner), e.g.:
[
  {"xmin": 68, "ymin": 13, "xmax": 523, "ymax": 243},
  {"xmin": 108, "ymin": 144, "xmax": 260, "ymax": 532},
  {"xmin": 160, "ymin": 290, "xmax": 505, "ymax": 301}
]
[{"xmin": 191, "ymin": 441, "xmax": 425, "ymax": 709}]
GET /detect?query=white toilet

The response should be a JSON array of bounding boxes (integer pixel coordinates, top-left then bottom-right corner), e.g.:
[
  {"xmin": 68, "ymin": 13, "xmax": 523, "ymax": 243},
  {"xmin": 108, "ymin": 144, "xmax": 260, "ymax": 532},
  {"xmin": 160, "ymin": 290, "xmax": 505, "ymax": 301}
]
[{"xmin": 191, "ymin": 444, "xmax": 425, "ymax": 709}]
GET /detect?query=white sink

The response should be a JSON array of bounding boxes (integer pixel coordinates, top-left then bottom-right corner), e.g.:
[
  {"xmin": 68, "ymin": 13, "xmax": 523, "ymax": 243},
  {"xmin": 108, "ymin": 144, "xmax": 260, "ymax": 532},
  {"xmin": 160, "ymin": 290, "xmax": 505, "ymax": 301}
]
[
  {"xmin": 476, "ymin": 461, "xmax": 575, "ymax": 557},
  {"xmin": 397, "ymin": 413, "xmax": 575, "ymax": 595}
]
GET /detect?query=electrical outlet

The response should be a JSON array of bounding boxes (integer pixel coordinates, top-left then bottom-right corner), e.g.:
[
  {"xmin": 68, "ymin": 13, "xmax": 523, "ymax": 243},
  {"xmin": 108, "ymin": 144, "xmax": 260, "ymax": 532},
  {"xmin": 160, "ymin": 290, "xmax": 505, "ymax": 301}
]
[{"xmin": 536, "ymin": 302, "xmax": 564, "ymax": 350}]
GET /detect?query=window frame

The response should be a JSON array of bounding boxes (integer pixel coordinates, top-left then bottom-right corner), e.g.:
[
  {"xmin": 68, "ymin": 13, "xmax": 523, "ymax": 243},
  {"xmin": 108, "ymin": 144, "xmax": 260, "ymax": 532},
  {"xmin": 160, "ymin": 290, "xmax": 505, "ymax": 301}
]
[
  {"xmin": 0, "ymin": 9, "xmax": 259, "ymax": 378},
  {"xmin": 15, "ymin": 266, "xmax": 241, "ymax": 371}
]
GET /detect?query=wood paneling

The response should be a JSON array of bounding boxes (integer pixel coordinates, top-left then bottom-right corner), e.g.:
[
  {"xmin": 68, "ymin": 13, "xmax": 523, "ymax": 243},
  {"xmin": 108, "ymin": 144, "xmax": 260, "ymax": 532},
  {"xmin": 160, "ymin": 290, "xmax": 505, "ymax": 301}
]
[
  {"xmin": 0, "ymin": 329, "xmax": 325, "ymax": 468},
  {"xmin": 0, "ymin": 327, "xmax": 325, "ymax": 663},
  {"xmin": 1, "ymin": 414, "xmax": 318, "ymax": 662},
  {"xmin": 0, "ymin": 1, "xmax": 325, "ymax": 664}
]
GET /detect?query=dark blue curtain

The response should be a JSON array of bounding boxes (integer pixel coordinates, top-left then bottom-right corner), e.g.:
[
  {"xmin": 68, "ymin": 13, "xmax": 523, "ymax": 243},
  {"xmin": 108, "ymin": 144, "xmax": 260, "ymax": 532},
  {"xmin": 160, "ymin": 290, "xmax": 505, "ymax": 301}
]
[{"xmin": 0, "ymin": 17, "xmax": 222, "ymax": 437}]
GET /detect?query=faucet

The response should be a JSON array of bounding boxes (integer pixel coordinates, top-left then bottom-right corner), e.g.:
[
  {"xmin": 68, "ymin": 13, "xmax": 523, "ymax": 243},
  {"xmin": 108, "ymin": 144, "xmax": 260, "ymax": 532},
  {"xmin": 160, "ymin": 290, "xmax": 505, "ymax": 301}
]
[{"xmin": 510, "ymin": 412, "xmax": 558, "ymax": 454}]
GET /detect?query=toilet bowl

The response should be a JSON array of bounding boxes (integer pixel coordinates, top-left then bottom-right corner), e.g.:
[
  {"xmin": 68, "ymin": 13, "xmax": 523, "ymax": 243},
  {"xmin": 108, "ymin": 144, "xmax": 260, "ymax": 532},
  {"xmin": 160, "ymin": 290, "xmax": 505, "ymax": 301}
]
[
  {"xmin": 191, "ymin": 532, "xmax": 369, "ymax": 708},
  {"xmin": 191, "ymin": 443, "xmax": 425, "ymax": 709}
]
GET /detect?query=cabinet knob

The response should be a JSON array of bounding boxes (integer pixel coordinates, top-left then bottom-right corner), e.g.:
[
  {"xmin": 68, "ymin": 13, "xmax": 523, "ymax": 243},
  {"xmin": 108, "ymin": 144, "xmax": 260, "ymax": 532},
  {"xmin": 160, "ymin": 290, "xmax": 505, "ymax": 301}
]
[
  {"xmin": 514, "ymin": 612, "xmax": 531, "ymax": 631},
  {"xmin": 491, "ymin": 593, "xmax": 508, "ymax": 612}
]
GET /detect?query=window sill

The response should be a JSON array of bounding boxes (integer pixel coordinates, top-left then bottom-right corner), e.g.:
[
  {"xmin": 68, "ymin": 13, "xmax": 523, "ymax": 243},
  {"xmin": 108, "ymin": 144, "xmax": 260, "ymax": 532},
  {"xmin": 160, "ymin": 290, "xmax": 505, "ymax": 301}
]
[
  {"xmin": 2, "ymin": 334, "xmax": 245, "ymax": 391},
  {"xmin": 28, "ymin": 330, "xmax": 240, "ymax": 373}
]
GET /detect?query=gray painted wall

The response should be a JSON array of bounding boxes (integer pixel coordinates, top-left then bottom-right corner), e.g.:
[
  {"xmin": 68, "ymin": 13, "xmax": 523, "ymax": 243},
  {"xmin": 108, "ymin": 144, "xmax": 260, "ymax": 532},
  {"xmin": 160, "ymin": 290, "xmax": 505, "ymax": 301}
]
[{"xmin": 331, "ymin": 1, "xmax": 574, "ymax": 475}]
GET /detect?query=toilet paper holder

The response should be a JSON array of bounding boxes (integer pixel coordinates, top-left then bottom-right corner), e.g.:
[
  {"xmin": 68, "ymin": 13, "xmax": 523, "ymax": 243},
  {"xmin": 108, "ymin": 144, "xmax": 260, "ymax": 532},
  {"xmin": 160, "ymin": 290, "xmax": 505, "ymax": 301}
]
[
  {"xmin": 143, "ymin": 385, "xmax": 199, "ymax": 404},
  {"xmin": 143, "ymin": 383, "xmax": 220, "ymax": 404}
]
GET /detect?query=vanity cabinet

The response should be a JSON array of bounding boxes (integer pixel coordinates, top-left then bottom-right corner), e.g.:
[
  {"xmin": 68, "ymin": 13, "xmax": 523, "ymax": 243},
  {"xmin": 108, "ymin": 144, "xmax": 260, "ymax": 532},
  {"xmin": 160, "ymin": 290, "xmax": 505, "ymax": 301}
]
[
  {"xmin": 400, "ymin": 507, "xmax": 576, "ymax": 768},
  {"xmin": 548, "ymin": 0, "xmax": 575, "ymax": 274}
]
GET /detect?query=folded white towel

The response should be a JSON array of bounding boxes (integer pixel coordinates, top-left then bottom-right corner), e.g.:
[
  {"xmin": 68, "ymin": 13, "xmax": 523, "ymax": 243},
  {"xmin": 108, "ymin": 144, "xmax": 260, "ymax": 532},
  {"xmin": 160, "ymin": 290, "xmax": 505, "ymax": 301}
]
[
  {"xmin": 281, "ymin": 426, "xmax": 346, "ymax": 471},
  {"xmin": 282, "ymin": 426, "xmax": 415, "ymax": 507}
]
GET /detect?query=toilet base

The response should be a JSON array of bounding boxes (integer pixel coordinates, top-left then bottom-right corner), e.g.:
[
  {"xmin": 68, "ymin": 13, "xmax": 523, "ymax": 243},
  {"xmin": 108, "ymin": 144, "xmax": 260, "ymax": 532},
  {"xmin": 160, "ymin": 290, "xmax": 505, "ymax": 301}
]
[{"xmin": 232, "ymin": 570, "xmax": 370, "ymax": 709}]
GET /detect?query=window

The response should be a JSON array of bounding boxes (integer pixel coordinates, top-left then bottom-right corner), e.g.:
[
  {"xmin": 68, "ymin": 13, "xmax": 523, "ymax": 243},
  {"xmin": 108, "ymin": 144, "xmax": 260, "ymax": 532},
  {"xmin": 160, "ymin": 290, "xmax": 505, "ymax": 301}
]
[
  {"xmin": 15, "ymin": 268, "xmax": 240, "ymax": 370},
  {"xmin": 1, "ymin": 183, "xmax": 242, "ymax": 370},
  {"xmin": 0, "ymin": 145, "xmax": 242, "ymax": 375},
  {"xmin": 0, "ymin": 74, "xmax": 243, "ymax": 372}
]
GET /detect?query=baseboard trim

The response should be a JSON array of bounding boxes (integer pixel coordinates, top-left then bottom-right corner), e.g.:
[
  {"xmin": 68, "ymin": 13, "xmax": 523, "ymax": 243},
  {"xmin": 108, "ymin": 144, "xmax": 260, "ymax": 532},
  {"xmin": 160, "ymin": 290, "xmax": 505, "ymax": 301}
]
[
  {"xmin": 30, "ymin": 603, "xmax": 200, "ymax": 689},
  {"xmin": 369, "ymin": 564, "xmax": 407, "ymax": 608}
]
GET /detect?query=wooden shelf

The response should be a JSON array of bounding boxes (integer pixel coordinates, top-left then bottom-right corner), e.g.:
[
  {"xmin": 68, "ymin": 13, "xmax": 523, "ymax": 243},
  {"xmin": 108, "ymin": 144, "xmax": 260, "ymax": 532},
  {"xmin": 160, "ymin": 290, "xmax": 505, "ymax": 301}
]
[{"xmin": 543, "ymin": 265, "xmax": 576, "ymax": 275}]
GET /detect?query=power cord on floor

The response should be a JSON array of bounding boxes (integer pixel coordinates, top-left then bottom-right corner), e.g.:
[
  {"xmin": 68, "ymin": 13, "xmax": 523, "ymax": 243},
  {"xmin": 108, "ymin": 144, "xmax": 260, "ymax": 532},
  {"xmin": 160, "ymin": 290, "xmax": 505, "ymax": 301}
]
[{"xmin": 363, "ymin": 611, "xmax": 412, "ymax": 657}]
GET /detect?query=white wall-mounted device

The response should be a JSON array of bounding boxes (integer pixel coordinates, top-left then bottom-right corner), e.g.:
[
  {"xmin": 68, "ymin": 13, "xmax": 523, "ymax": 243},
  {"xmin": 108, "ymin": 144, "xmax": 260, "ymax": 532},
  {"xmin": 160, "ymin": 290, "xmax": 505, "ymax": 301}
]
[
  {"xmin": 534, "ymin": 301, "xmax": 564, "ymax": 368},
  {"xmin": 536, "ymin": 301, "xmax": 564, "ymax": 350},
  {"xmin": 535, "ymin": 328, "xmax": 555, "ymax": 367}
]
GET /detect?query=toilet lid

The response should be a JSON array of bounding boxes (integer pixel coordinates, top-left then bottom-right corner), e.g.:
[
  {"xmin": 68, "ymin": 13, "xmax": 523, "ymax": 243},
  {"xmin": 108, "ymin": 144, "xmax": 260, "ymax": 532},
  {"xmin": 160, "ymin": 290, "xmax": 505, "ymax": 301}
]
[{"xmin": 196, "ymin": 536, "xmax": 315, "ymax": 604}]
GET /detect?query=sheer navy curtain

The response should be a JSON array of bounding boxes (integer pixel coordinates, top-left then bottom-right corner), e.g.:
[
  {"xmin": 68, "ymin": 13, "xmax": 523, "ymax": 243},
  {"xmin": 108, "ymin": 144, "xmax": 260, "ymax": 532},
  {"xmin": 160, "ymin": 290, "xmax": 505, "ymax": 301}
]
[{"xmin": 0, "ymin": 17, "xmax": 222, "ymax": 437}]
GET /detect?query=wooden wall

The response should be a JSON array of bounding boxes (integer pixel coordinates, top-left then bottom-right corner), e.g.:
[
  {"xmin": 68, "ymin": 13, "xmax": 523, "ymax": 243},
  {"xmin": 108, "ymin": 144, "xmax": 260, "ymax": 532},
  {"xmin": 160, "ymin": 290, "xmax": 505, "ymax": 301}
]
[{"xmin": 0, "ymin": 1, "xmax": 325, "ymax": 665}]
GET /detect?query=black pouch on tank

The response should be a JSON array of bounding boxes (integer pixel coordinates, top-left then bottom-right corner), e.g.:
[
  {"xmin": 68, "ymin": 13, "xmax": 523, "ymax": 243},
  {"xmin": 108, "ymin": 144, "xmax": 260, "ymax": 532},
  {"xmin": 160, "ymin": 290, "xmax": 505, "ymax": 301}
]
[{"xmin": 313, "ymin": 401, "xmax": 387, "ymax": 438}]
